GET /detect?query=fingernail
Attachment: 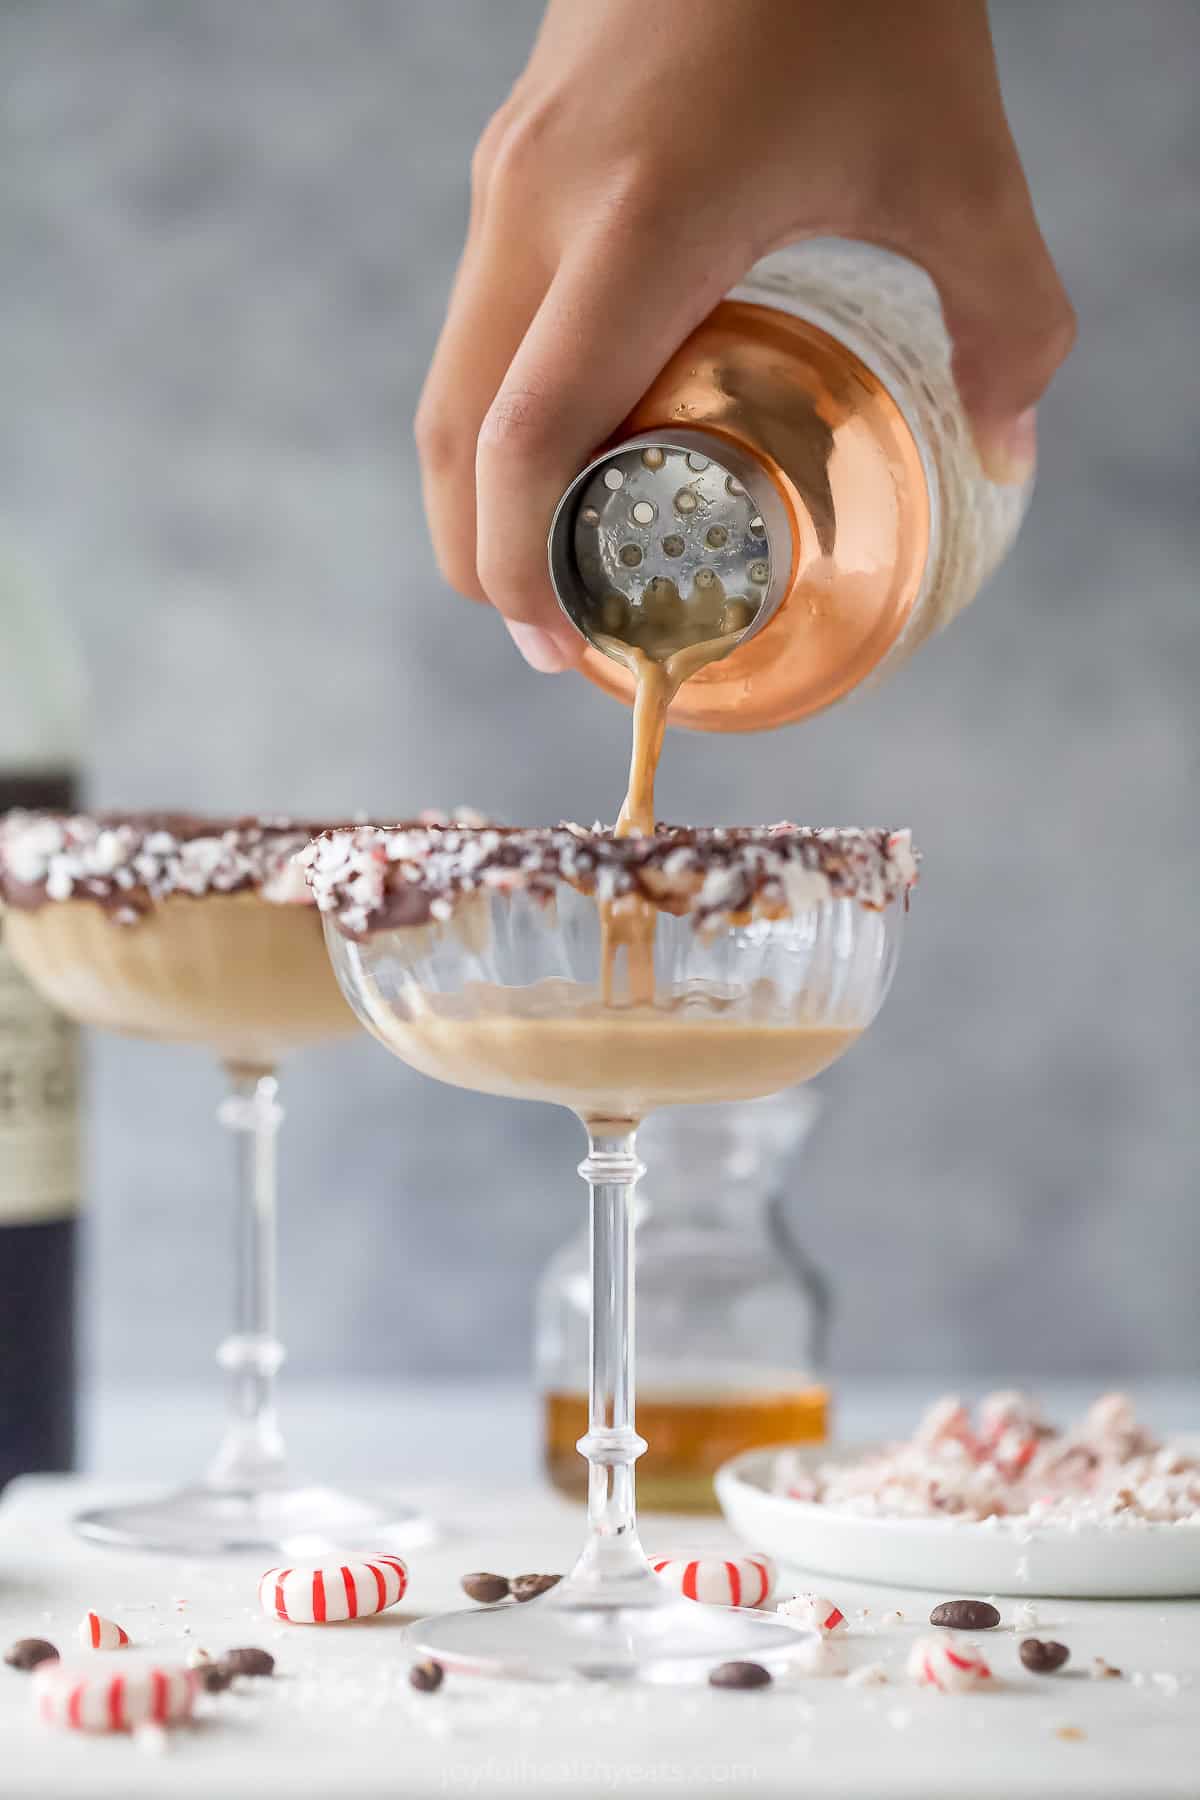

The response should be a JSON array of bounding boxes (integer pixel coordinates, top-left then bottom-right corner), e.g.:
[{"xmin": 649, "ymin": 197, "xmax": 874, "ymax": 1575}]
[
  {"xmin": 977, "ymin": 408, "xmax": 1038, "ymax": 485},
  {"xmin": 506, "ymin": 620, "xmax": 574, "ymax": 674}
]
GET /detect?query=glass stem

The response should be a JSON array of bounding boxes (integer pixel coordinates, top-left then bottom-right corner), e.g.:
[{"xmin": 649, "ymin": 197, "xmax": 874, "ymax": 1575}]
[
  {"xmin": 207, "ymin": 1063, "xmax": 288, "ymax": 1490},
  {"xmin": 569, "ymin": 1122, "xmax": 654, "ymax": 1593}
]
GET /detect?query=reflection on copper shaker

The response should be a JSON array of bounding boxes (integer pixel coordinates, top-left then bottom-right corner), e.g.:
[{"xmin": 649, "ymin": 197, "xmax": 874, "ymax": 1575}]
[{"xmin": 549, "ymin": 240, "xmax": 1032, "ymax": 733}]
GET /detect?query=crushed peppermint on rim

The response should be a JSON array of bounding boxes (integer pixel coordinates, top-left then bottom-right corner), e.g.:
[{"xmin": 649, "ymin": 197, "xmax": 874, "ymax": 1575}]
[
  {"xmin": 301, "ymin": 822, "xmax": 919, "ymax": 938},
  {"xmin": 0, "ymin": 808, "xmax": 485, "ymax": 924}
]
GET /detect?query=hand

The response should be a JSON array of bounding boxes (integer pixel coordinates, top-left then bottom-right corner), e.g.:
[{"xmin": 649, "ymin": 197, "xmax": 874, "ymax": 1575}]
[{"xmin": 417, "ymin": 0, "xmax": 1075, "ymax": 672}]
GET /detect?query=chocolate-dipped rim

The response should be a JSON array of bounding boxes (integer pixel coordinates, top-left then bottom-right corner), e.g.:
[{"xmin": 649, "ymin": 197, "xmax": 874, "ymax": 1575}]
[
  {"xmin": 302, "ymin": 822, "xmax": 919, "ymax": 937},
  {"xmin": 0, "ymin": 808, "xmax": 486, "ymax": 924}
]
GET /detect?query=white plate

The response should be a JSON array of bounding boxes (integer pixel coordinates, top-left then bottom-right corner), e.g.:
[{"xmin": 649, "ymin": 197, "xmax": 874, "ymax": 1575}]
[{"xmin": 715, "ymin": 1443, "xmax": 1200, "ymax": 1598}]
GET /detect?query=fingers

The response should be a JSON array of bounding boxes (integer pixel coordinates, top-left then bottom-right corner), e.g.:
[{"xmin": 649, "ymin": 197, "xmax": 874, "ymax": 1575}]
[
  {"xmin": 474, "ymin": 218, "xmax": 742, "ymax": 665},
  {"xmin": 415, "ymin": 217, "xmax": 552, "ymax": 607},
  {"xmin": 415, "ymin": 91, "xmax": 553, "ymax": 606}
]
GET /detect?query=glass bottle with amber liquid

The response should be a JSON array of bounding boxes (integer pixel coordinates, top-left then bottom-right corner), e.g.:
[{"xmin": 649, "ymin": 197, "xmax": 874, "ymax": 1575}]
[
  {"xmin": 0, "ymin": 546, "xmax": 83, "ymax": 1488},
  {"xmin": 536, "ymin": 1088, "xmax": 830, "ymax": 1513}
]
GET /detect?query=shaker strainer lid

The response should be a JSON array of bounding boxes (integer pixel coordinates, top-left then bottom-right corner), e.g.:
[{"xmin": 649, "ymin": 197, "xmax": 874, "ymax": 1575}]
[{"xmin": 548, "ymin": 430, "xmax": 793, "ymax": 661}]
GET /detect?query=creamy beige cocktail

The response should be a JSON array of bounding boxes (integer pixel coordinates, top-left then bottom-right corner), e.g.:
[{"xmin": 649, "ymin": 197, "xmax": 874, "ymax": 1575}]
[
  {"xmin": 0, "ymin": 812, "xmax": 354, "ymax": 1067},
  {"xmin": 304, "ymin": 821, "xmax": 914, "ymax": 1125},
  {"xmin": 368, "ymin": 979, "xmax": 858, "ymax": 1123}
]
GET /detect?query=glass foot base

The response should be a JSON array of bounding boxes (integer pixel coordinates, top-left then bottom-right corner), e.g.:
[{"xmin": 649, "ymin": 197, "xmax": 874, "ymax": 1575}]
[
  {"xmin": 407, "ymin": 1582, "xmax": 815, "ymax": 1684},
  {"xmin": 74, "ymin": 1482, "xmax": 437, "ymax": 1557}
]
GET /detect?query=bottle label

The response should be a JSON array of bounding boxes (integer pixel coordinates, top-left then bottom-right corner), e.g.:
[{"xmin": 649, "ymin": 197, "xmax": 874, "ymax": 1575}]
[{"xmin": 0, "ymin": 934, "xmax": 79, "ymax": 1225}]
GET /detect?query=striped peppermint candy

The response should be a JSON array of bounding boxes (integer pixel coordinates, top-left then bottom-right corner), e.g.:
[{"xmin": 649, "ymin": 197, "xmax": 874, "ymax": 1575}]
[
  {"xmin": 776, "ymin": 1592, "xmax": 846, "ymax": 1634},
  {"xmin": 258, "ymin": 1555, "xmax": 408, "ymax": 1624},
  {"xmin": 34, "ymin": 1660, "xmax": 194, "ymax": 1732},
  {"xmin": 908, "ymin": 1633, "xmax": 992, "ymax": 1692},
  {"xmin": 77, "ymin": 1614, "xmax": 129, "ymax": 1651},
  {"xmin": 650, "ymin": 1553, "xmax": 775, "ymax": 1608}
]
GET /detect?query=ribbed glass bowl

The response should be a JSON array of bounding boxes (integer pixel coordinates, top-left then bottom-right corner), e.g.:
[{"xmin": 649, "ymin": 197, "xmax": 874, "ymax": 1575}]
[{"xmin": 319, "ymin": 852, "xmax": 907, "ymax": 1681}]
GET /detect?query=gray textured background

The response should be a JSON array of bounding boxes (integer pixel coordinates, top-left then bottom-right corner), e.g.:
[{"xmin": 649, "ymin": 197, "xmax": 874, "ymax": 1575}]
[{"xmin": 1, "ymin": 1, "xmax": 1196, "ymax": 1385}]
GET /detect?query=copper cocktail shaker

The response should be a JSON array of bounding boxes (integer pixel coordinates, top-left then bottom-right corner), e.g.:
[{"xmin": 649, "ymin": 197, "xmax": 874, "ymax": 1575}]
[{"xmin": 548, "ymin": 240, "xmax": 1031, "ymax": 732}]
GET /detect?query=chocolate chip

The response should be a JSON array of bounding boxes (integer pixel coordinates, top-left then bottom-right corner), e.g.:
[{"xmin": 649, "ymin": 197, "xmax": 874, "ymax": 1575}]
[
  {"xmin": 1020, "ymin": 1638, "xmax": 1070, "ymax": 1674},
  {"xmin": 220, "ymin": 1647, "xmax": 275, "ymax": 1677},
  {"xmin": 929, "ymin": 1599, "xmax": 1000, "ymax": 1631},
  {"xmin": 196, "ymin": 1663, "xmax": 234, "ymax": 1693},
  {"xmin": 511, "ymin": 1574, "xmax": 562, "ymax": 1603},
  {"xmin": 4, "ymin": 1638, "xmax": 59, "ymax": 1672},
  {"xmin": 709, "ymin": 1660, "xmax": 773, "ymax": 1690},
  {"xmin": 408, "ymin": 1659, "xmax": 444, "ymax": 1693},
  {"xmin": 461, "ymin": 1572, "xmax": 511, "ymax": 1604}
]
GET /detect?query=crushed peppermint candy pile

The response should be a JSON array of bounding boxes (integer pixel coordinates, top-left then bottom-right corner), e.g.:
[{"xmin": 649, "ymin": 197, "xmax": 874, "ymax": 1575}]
[
  {"xmin": 301, "ymin": 822, "xmax": 919, "ymax": 938},
  {"xmin": 774, "ymin": 1392, "xmax": 1200, "ymax": 1528},
  {"xmin": 0, "ymin": 809, "xmax": 485, "ymax": 924}
]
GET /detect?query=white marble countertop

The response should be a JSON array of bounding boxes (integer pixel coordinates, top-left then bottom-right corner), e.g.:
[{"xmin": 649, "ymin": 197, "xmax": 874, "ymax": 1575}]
[{"xmin": 4, "ymin": 1379, "xmax": 1198, "ymax": 1798}]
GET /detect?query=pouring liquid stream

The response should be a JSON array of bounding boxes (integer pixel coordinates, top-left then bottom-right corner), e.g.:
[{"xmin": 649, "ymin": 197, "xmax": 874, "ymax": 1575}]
[{"xmin": 598, "ymin": 576, "xmax": 746, "ymax": 1007}]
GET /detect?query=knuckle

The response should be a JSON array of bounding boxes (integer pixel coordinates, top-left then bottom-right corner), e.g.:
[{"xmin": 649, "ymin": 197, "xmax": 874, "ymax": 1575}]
[
  {"xmin": 1040, "ymin": 293, "xmax": 1078, "ymax": 370},
  {"xmin": 485, "ymin": 96, "xmax": 564, "ymax": 194},
  {"xmin": 469, "ymin": 105, "xmax": 512, "ymax": 197},
  {"xmin": 588, "ymin": 160, "xmax": 741, "ymax": 275},
  {"xmin": 588, "ymin": 159, "xmax": 671, "ymax": 241},
  {"xmin": 413, "ymin": 402, "xmax": 464, "ymax": 479},
  {"xmin": 477, "ymin": 384, "xmax": 559, "ymax": 464}
]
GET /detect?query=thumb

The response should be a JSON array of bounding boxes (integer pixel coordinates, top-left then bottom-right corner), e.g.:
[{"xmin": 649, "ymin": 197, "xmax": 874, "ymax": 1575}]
[{"xmin": 921, "ymin": 207, "xmax": 1076, "ymax": 484}]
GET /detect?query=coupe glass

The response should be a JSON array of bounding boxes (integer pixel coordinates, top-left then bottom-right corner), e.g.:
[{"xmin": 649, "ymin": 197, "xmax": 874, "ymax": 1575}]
[
  {"xmin": 319, "ymin": 826, "xmax": 907, "ymax": 1681},
  {"xmin": 2, "ymin": 867, "xmax": 433, "ymax": 1556}
]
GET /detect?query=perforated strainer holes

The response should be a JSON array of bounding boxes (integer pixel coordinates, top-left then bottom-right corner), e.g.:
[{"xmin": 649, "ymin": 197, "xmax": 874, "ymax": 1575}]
[
  {"xmin": 725, "ymin": 475, "xmax": 744, "ymax": 496},
  {"xmin": 630, "ymin": 501, "xmax": 657, "ymax": 526},
  {"xmin": 749, "ymin": 561, "xmax": 770, "ymax": 585},
  {"xmin": 686, "ymin": 452, "xmax": 710, "ymax": 472},
  {"xmin": 661, "ymin": 534, "xmax": 685, "ymax": 558},
  {"xmin": 640, "ymin": 447, "xmax": 665, "ymax": 470},
  {"xmin": 748, "ymin": 516, "xmax": 765, "ymax": 537},
  {"xmin": 618, "ymin": 544, "xmax": 643, "ymax": 568},
  {"xmin": 603, "ymin": 467, "xmax": 625, "ymax": 491},
  {"xmin": 705, "ymin": 525, "xmax": 729, "ymax": 550},
  {"xmin": 694, "ymin": 568, "xmax": 718, "ymax": 590},
  {"xmin": 674, "ymin": 488, "xmax": 699, "ymax": 515},
  {"xmin": 581, "ymin": 505, "xmax": 600, "ymax": 526}
]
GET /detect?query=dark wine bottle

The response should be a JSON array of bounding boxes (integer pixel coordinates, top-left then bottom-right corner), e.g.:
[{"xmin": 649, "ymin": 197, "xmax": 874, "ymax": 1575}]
[{"xmin": 0, "ymin": 554, "xmax": 83, "ymax": 1491}]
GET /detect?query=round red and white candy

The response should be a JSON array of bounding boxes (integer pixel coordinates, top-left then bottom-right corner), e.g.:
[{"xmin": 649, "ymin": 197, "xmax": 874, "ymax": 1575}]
[
  {"xmin": 259, "ymin": 1555, "xmax": 408, "ymax": 1624},
  {"xmin": 908, "ymin": 1633, "xmax": 991, "ymax": 1692},
  {"xmin": 650, "ymin": 1554, "xmax": 774, "ymax": 1608},
  {"xmin": 77, "ymin": 1613, "xmax": 129, "ymax": 1651},
  {"xmin": 776, "ymin": 1592, "xmax": 846, "ymax": 1634},
  {"xmin": 34, "ymin": 1659, "xmax": 194, "ymax": 1732}
]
